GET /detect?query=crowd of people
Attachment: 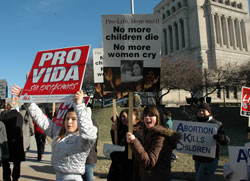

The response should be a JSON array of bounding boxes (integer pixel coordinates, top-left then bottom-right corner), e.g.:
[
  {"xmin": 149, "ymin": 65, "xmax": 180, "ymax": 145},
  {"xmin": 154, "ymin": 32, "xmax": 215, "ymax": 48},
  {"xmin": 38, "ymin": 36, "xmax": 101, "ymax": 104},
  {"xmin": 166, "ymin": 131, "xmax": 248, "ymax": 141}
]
[{"xmin": 0, "ymin": 85, "xmax": 231, "ymax": 181}]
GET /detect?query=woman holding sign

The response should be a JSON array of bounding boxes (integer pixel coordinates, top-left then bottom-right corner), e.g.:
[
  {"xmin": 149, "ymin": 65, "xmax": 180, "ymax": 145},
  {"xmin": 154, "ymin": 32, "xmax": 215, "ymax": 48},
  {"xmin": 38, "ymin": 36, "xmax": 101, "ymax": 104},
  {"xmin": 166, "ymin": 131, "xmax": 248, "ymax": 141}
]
[
  {"xmin": 193, "ymin": 103, "xmax": 230, "ymax": 181},
  {"xmin": 10, "ymin": 85, "xmax": 97, "ymax": 181},
  {"xmin": 126, "ymin": 105, "xmax": 181, "ymax": 181}
]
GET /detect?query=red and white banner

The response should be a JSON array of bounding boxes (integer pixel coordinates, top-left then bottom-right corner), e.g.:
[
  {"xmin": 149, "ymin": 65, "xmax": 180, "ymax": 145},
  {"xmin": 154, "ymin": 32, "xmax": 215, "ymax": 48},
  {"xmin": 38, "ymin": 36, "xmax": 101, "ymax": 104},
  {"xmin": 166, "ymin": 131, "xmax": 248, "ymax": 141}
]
[
  {"xmin": 241, "ymin": 86, "xmax": 250, "ymax": 117},
  {"xmin": 52, "ymin": 96, "xmax": 90, "ymax": 127},
  {"xmin": 19, "ymin": 45, "xmax": 90, "ymax": 103}
]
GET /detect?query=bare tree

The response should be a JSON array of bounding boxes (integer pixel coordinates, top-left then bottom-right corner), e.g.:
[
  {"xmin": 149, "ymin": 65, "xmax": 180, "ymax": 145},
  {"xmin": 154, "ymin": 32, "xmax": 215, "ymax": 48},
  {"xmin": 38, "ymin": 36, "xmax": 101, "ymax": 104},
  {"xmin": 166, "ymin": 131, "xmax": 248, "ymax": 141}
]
[{"xmin": 82, "ymin": 57, "xmax": 95, "ymax": 96}]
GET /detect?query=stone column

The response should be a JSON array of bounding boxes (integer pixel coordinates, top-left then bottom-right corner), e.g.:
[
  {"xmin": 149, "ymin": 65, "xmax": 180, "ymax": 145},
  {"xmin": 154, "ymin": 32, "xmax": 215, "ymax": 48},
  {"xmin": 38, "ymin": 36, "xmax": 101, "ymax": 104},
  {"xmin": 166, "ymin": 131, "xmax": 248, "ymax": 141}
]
[
  {"xmin": 237, "ymin": 19, "xmax": 243, "ymax": 50},
  {"xmin": 218, "ymin": 15, "xmax": 224, "ymax": 47},
  {"xmin": 178, "ymin": 19, "xmax": 183, "ymax": 50},
  {"xmin": 242, "ymin": 21, "xmax": 248, "ymax": 51},
  {"xmin": 224, "ymin": 16, "xmax": 230, "ymax": 48},
  {"xmin": 232, "ymin": 18, "xmax": 238, "ymax": 49},
  {"xmin": 183, "ymin": 17, "xmax": 189, "ymax": 49},
  {"xmin": 209, "ymin": 13, "xmax": 217, "ymax": 48}
]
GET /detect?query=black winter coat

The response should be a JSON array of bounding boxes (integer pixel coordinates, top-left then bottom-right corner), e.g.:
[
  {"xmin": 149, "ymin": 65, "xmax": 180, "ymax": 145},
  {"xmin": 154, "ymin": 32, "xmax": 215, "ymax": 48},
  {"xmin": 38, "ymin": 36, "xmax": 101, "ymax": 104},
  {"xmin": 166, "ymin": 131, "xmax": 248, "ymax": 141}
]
[{"xmin": 3, "ymin": 109, "xmax": 25, "ymax": 162}]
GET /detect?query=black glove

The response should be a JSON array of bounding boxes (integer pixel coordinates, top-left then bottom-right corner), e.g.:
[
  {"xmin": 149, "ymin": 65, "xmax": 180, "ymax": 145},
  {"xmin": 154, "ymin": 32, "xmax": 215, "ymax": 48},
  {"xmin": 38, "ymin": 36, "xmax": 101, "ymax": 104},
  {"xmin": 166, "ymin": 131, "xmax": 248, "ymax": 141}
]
[{"xmin": 213, "ymin": 134, "xmax": 225, "ymax": 142}]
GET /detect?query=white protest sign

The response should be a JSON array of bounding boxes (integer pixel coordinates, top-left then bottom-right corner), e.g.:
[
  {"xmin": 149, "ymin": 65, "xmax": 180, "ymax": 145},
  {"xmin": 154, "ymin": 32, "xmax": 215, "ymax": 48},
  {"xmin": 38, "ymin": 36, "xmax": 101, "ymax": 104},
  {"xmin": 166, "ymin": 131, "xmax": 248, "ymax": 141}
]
[
  {"xmin": 228, "ymin": 146, "xmax": 248, "ymax": 181},
  {"xmin": 244, "ymin": 142, "xmax": 250, "ymax": 180},
  {"xmin": 0, "ymin": 79, "xmax": 7, "ymax": 99},
  {"xmin": 102, "ymin": 14, "xmax": 161, "ymax": 92},
  {"xmin": 93, "ymin": 48, "xmax": 104, "ymax": 83},
  {"xmin": 173, "ymin": 120, "xmax": 218, "ymax": 158}
]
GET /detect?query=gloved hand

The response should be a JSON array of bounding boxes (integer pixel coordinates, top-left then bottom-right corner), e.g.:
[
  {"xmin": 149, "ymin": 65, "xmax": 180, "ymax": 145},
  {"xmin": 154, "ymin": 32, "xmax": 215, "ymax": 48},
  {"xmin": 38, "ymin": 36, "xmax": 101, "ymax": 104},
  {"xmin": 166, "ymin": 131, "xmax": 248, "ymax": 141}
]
[{"xmin": 213, "ymin": 134, "xmax": 225, "ymax": 142}]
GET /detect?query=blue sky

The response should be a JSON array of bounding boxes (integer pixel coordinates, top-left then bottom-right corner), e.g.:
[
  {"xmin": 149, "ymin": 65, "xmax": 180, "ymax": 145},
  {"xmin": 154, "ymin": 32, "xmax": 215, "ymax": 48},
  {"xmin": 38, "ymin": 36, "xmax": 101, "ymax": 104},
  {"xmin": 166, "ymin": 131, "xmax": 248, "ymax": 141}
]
[
  {"xmin": 0, "ymin": 0, "xmax": 249, "ymax": 97},
  {"xmin": 0, "ymin": 0, "xmax": 161, "ymax": 96}
]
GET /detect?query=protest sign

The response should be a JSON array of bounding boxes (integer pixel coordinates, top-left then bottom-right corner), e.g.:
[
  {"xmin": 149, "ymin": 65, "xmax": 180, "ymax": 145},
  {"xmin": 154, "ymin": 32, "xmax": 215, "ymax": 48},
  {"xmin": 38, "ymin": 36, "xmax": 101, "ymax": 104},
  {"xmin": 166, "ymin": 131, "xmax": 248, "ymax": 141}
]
[
  {"xmin": 172, "ymin": 120, "xmax": 218, "ymax": 158},
  {"xmin": 102, "ymin": 14, "xmax": 161, "ymax": 92},
  {"xmin": 241, "ymin": 86, "xmax": 250, "ymax": 117},
  {"xmin": 228, "ymin": 146, "xmax": 248, "ymax": 181},
  {"xmin": 0, "ymin": 79, "xmax": 7, "ymax": 99},
  {"xmin": 19, "ymin": 45, "xmax": 90, "ymax": 103},
  {"xmin": 93, "ymin": 48, "xmax": 104, "ymax": 83},
  {"xmin": 245, "ymin": 142, "xmax": 250, "ymax": 180},
  {"xmin": 52, "ymin": 96, "xmax": 90, "ymax": 127}
]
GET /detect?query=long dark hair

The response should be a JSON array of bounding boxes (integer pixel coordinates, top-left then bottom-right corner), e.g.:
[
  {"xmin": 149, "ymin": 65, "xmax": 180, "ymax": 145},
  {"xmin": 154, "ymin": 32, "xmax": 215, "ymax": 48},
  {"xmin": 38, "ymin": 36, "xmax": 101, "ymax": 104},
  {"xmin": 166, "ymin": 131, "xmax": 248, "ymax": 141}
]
[{"xmin": 56, "ymin": 107, "xmax": 76, "ymax": 141}]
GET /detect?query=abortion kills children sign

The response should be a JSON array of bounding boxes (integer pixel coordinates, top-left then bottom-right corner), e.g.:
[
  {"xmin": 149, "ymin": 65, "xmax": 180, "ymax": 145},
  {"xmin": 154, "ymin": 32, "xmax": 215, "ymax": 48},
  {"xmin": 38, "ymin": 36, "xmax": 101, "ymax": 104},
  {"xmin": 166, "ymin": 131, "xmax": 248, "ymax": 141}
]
[
  {"xmin": 241, "ymin": 86, "xmax": 250, "ymax": 117},
  {"xmin": 19, "ymin": 45, "xmax": 90, "ymax": 103},
  {"xmin": 102, "ymin": 14, "xmax": 161, "ymax": 92},
  {"xmin": 173, "ymin": 120, "xmax": 218, "ymax": 158},
  {"xmin": 52, "ymin": 96, "xmax": 90, "ymax": 126}
]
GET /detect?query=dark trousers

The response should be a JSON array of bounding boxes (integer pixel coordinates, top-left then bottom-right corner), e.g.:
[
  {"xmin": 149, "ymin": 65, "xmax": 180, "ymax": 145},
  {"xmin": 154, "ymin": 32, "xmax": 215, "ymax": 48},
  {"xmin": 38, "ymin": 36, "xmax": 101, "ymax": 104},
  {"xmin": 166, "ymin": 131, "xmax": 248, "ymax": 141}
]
[
  {"xmin": 35, "ymin": 133, "xmax": 46, "ymax": 160},
  {"xmin": 2, "ymin": 160, "xmax": 21, "ymax": 181}
]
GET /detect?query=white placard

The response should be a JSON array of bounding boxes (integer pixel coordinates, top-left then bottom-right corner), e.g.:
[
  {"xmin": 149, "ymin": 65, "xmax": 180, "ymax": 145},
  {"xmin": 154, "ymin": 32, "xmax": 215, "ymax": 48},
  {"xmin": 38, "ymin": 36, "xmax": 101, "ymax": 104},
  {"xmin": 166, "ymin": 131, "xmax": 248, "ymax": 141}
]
[
  {"xmin": 173, "ymin": 120, "xmax": 218, "ymax": 158},
  {"xmin": 102, "ymin": 14, "xmax": 161, "ymax": 68},
  {"xmin": 228, "ymin": 146, "xmax": 248, "ymax": 181},
  {"xmin": 93, "ymin": 48, "xmax": 104, "ymax": 83}
]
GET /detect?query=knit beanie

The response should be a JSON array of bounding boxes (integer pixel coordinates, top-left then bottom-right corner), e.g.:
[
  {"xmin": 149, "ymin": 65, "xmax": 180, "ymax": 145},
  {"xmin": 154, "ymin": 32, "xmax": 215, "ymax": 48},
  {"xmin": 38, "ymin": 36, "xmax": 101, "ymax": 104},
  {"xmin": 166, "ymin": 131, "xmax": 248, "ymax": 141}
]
[
  {"xmin": 197, "ymin": 103, "xmax": 211, "ymax": 113},
  {"xmin": 7, "ymin": 100, "xmax": 18, "ymax": 109}
]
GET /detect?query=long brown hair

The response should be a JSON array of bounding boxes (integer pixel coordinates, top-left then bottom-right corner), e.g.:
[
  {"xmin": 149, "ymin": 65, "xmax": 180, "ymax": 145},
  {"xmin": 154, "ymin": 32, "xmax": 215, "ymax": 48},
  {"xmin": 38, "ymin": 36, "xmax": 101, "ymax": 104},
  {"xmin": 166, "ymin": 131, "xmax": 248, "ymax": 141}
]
[
  {"xmin": 56, "ymin": 107, "xmax": 77, "ymax": 141},
  {"xmin": 142, "ymin": 106, "xmax": 161, "ymax": 125}
]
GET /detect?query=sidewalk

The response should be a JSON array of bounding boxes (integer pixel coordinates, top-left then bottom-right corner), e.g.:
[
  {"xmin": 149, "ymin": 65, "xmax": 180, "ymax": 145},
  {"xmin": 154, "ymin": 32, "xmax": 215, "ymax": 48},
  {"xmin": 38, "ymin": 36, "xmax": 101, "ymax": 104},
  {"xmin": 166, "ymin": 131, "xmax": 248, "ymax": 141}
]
[
  {"xmin": 0, "ymin": 135, "xmax": 55, "ymax": 181},
  {"xmin": 0, "ymin": 136, "xmax": 187, "ymax": 181}
]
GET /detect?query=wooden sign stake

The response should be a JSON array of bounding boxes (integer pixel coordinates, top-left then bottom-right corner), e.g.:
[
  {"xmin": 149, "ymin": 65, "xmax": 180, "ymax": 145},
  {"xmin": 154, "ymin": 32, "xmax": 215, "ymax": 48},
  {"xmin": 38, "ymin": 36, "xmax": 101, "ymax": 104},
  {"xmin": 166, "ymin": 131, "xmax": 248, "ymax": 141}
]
[
  {"xmin": 128, "ymin": 92, "xmax": 134, "ymax": 159},
  {"xmin": 112, "ymin": 98, "xmax": 118, "ymax": 144}
]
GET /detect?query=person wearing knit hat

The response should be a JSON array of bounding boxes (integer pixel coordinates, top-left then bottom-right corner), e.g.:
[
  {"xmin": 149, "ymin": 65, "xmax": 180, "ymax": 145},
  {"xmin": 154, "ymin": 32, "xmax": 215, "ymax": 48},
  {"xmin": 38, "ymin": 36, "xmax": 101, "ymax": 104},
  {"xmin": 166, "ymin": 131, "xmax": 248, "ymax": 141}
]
[
  {"xmin": 193, "ymin": 103, "xmax": 230, "ymax": 181},
  {"xmin": 197, "ymin": 103, "xmax": 211, "ymax": 114},
  {"xmin": 7, "ymin": 100, "xmax": 18, "ymax": 110}
]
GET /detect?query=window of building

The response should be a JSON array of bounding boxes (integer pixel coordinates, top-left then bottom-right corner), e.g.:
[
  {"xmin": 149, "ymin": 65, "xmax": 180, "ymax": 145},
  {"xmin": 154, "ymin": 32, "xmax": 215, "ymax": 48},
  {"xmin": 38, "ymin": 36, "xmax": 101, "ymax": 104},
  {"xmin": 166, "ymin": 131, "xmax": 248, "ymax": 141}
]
[
  {"xmin": 167, "ymin": 10, "xmax": 170, "ymax": 17},
  {"xmin": 218, "ymin": 0, "xmax": 223, "ymax": 3},
  {"xmin": 172, "ymin": 6, "xmax": 176, "ymax": 13},
  {"xmin": 169, "ymin": 26, "xmax": 173, "ymax": 53},
  {"xmin": 164, "ymin": 29, "xmax": 168, "ymax": 55},
  {"xmin": 226, "ymin": 86, "xmax": 230, "ymax": 98},
  {"xmin": 174, "ymin": 22, "xmax": 179, "ymax": 50},
  {"xmin": 177, "ymin": 2, "xmax": 182, "ymax": 9},
  {"xmin": 233, "ymin": 87, "xmax": 238, "ymax": 99},
  {"xmin": 180, "ymin": 19, "xmax": 185, "ymax": 48},
  {"xmin": 217, "ymin": 85, "xmax": 221, "ymax": 98},
  {"xmin": 231, "ymin": 1, "xmax": 236, "ymax": 7},
  {"xmin": 237, "ymin": 3, "xmax": 242, "ymax": 9},
  {"xmin": 225, "ymin": 0, "xmax": 230, "ymax": 5},
  {"xmin": 162, "ymin": 13, "xmax": 165, "ymax": 19}
]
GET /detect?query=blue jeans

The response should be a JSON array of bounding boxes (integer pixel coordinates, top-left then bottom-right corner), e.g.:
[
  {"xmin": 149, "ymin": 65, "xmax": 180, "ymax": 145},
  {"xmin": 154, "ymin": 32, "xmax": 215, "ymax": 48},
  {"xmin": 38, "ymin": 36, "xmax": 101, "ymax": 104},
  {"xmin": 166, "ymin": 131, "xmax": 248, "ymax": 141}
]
[
  {"xmin": 195, "ymin": 158, "xmax": 218, "ymax": 181},
  {"xmin": 82, "ymin": 163, "xmax": 96, "ymax": 181}
]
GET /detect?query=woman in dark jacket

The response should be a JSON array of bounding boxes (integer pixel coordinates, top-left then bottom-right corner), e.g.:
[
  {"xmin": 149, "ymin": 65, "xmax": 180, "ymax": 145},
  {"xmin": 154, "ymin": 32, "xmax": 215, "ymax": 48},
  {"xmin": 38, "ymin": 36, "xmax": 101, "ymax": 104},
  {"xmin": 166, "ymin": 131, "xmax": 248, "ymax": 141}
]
[
  {"xmin": 108, "ymin": 108, "xmax": 143, "ymax": 181},
  {"xmin": 126, "ymin": 105, "xmax": 181, "ymax": 181}
]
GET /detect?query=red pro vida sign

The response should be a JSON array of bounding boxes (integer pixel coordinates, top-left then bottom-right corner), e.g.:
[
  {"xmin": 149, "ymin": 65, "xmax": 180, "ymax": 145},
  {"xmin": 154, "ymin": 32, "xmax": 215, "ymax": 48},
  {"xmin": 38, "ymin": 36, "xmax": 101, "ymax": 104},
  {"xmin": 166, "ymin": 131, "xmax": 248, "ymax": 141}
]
[
  {"xmin": 19, "ymin": 45, "xmax": 90, "ymax": 103},
  {"xmin": 52, "ymin": 96, "xmax": 90, "ymax": 126},
  {"xmin": 241, "ymin": 87, "xmax": 250, "ymax": 117}
]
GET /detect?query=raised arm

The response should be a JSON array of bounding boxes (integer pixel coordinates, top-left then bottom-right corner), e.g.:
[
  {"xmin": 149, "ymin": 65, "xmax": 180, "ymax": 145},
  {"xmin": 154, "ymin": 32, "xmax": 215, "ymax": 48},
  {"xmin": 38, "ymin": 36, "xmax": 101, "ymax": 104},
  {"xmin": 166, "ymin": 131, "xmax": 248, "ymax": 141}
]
[
  {"xmin": 10, "ymin": 84, "xmax": 59, "ymax": 138},
  {"xmin": 74, "ymin": 90, "xmax": 97, "ymax": 141}
]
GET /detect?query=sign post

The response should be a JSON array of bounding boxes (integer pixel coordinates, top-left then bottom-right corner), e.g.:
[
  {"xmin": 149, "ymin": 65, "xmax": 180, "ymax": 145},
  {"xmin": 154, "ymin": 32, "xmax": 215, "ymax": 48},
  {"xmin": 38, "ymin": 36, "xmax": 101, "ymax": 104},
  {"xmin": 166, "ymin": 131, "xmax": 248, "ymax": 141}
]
[{"xmin": 112, "ymin": 98, "xmax": 118, "ymax": 144}]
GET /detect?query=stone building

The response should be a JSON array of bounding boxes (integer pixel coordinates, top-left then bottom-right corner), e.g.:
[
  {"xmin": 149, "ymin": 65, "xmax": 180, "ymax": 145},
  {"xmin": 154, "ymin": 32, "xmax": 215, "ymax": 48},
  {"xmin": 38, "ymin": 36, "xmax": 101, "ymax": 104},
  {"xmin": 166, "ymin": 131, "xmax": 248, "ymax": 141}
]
[{"xmin": 154, "ymin": 0, "xmax": 250, "ymax": 105}]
